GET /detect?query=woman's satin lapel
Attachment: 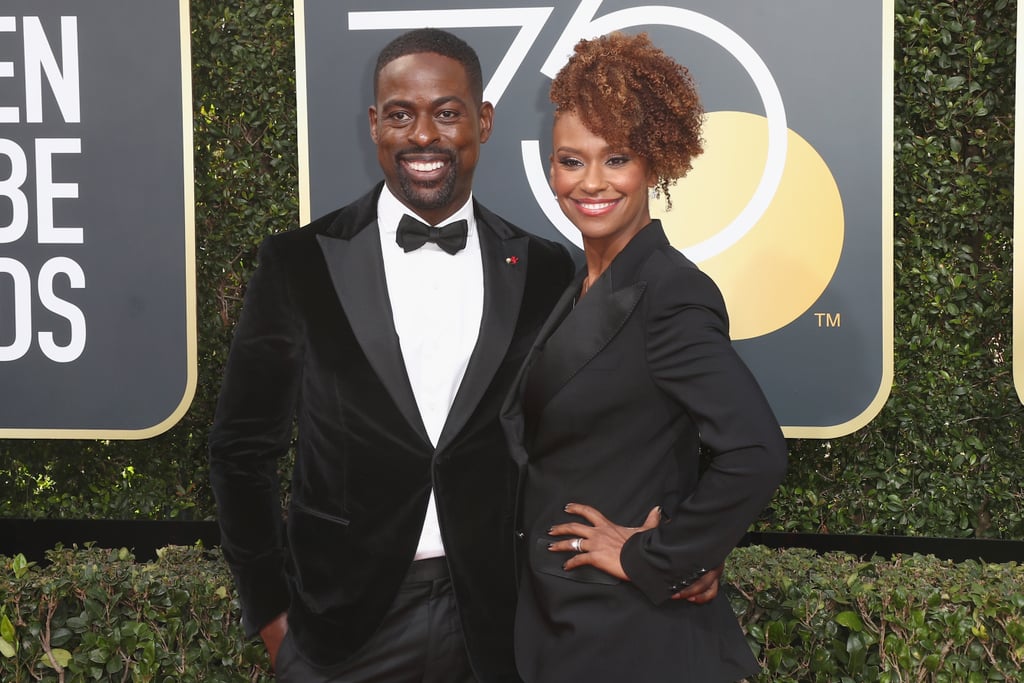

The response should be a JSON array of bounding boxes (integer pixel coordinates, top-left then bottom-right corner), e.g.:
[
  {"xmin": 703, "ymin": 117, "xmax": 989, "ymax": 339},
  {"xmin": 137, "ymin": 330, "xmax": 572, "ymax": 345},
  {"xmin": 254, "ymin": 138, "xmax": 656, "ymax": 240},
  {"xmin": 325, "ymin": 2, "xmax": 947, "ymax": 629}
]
[
  {"xmin": 501, "ymin": 270, "xmax": 581, "ymax": 466},
  {"xmin": 516, "ymin": 222, "xmax": 667, "ymax": 441},
  {"xmin": 524, "ymin": 272, "xmax": 647, "ymax": 415}
]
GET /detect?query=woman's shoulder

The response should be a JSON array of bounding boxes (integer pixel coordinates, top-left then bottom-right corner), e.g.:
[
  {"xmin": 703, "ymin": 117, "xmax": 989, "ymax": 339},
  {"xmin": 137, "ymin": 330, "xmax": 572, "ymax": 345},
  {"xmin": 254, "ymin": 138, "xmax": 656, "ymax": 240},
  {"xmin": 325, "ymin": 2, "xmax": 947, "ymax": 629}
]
[{"xmin": 641, "ymin": 244, "xmax": 727, "ymax": 313}]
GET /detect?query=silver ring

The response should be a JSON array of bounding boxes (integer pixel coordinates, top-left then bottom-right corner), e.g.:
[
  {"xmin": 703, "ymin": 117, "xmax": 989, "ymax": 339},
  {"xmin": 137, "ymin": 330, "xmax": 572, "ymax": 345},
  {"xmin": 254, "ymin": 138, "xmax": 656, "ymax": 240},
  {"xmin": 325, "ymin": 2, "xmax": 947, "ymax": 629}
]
[{"xmin": 571, "ymin": 537, "xmax": 583, "ymax": 553}]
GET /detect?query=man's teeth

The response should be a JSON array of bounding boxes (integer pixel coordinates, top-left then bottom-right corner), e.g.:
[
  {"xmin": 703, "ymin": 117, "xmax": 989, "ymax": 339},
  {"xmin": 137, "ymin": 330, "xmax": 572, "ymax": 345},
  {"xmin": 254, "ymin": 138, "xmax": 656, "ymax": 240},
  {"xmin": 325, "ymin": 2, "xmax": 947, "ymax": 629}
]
[{"xmin": 407, "ymin": 160, "xmax": 445, "ymax": 172}]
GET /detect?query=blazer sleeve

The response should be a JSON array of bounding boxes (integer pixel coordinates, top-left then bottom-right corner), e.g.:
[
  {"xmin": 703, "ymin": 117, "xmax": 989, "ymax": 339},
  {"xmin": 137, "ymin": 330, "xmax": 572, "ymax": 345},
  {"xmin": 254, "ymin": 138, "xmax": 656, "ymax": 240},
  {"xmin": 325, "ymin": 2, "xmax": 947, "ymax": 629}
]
[
  {"xmin": 208, "ymin": 236, "xmax": 301, "ymax": 636},
  {"xmin": 620, "ymin": 260, "xmax": 788, "ymax": 604}
]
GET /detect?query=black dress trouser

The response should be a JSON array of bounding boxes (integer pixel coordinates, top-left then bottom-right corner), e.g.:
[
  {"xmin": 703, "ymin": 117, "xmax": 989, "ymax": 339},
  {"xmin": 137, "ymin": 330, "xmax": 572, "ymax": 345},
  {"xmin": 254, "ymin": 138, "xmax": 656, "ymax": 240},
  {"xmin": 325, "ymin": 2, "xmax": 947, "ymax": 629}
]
[{"xmin": 275, "ymin": 558, "xmax": 478, "ymax": 683}]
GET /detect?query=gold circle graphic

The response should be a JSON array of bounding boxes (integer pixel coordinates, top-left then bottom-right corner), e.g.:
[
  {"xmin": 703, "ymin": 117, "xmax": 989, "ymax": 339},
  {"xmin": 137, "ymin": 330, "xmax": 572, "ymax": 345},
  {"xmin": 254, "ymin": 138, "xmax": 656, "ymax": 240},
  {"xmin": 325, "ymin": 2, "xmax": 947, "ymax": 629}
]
[{"xmin": 653, "ymin": 111, "xmax": 844, "ymax": 340}]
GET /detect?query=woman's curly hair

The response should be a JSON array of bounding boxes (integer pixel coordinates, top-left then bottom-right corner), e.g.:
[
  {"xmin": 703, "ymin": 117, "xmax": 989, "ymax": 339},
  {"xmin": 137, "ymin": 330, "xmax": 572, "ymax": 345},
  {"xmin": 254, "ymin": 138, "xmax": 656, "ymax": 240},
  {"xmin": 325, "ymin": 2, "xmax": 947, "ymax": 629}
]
[{"xmin": 550, "ymin": 32, "xmax": 704, "ymax": 208}]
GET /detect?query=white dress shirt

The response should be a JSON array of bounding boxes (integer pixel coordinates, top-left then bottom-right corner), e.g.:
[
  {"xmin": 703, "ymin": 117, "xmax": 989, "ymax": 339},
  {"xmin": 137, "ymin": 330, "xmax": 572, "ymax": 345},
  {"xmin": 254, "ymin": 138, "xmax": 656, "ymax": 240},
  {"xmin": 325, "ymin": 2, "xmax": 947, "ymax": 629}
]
[{"xmin": 377, "ymin": 185, "xmax": 484, "ymax": 560}]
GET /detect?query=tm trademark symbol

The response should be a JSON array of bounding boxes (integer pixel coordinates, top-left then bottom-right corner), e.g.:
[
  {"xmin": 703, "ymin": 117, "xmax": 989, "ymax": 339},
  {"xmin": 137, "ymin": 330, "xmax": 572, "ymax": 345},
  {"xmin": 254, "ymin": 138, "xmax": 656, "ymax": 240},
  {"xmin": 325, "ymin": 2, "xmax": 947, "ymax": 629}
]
[{"xmin": 814, "ymin": 313, "xmax": 841, "ymax": 328}]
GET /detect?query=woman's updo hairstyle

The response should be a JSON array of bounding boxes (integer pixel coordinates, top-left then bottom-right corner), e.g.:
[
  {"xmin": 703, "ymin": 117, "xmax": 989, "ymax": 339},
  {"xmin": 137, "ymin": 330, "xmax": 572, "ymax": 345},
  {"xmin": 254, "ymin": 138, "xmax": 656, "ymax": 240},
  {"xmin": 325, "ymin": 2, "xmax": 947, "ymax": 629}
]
[{"xmin": 549, "ymin": 32, "xmax": 704, "ymax": 208}]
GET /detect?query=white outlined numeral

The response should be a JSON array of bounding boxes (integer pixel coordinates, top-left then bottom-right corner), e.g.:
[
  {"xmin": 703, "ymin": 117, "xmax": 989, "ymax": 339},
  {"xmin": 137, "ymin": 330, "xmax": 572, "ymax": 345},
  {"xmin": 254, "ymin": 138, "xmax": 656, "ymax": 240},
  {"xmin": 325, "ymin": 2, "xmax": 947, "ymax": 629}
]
[
  {"xmin": 348, "ymin": 8, "xmax": 554, "ymax": 107},
  {"xmin": 349, "ymin": 2, "xmax": 787, "ymax": 262}
]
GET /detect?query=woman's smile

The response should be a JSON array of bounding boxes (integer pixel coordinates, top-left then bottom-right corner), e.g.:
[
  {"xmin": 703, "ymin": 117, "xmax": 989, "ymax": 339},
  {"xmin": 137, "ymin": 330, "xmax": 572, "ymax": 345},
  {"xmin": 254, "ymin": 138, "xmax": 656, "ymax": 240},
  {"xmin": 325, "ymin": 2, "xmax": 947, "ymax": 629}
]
[{"xmin": 572, "ymin": 198, "xmax": 621, "ymax": 216}]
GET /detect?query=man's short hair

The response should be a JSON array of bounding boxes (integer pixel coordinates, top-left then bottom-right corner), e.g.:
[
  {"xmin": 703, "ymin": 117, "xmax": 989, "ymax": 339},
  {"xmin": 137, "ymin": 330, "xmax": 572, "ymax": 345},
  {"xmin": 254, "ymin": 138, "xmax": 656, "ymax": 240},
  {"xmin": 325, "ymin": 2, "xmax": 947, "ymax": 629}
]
[{"xmin": 374, "ymin": 28, "xmax": 484, "ymax": 103}]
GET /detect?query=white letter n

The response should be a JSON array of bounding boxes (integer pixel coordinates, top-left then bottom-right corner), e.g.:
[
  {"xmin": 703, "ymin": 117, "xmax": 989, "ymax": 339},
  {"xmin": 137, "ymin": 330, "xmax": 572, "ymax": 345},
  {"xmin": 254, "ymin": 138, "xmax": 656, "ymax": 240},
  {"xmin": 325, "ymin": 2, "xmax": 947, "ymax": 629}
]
[{"xmin": 24, "ymin": 16, "xmax": 80, "ymax": 123}]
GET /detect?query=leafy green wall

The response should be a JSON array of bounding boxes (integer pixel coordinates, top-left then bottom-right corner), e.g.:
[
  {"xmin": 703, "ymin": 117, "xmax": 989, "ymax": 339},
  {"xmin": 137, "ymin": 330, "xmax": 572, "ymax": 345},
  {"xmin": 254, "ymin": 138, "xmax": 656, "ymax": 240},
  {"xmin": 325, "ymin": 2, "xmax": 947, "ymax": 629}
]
[
  {"xmin": 3, "ymin": 546, "xmax": 1022, "ymax": 680},
  {"xmin": 0, "ymin": 0, "xmax": 1020, "ymax": 540}
]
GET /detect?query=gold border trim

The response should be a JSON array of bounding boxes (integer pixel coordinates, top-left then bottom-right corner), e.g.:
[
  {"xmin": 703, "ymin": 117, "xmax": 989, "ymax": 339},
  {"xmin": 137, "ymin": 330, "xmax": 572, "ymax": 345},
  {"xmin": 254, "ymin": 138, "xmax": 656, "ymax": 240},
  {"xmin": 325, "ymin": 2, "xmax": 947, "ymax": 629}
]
[
  {"xmin": 782, "ymin": 0, "xmax": 896, "ymax": 438},
  {"xmin": 1014, "ymin": 0, "xmax": 1024, "ymax": 403},
  {"xmin": 295, "ymin": 0, "xmax": 311, "ymax": 225}
]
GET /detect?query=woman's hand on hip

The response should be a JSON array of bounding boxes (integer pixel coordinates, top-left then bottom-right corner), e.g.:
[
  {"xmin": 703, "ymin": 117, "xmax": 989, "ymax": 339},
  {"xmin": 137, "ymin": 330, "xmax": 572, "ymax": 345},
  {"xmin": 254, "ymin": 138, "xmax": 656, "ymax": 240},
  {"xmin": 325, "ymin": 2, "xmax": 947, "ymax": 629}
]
[
  {"xmin": 549, "ymin": 503, "xmax": 724, "ymax": 602},
  {"xmin": 547, "ymin": 502, "xmax": 661, "ymax": 580}
]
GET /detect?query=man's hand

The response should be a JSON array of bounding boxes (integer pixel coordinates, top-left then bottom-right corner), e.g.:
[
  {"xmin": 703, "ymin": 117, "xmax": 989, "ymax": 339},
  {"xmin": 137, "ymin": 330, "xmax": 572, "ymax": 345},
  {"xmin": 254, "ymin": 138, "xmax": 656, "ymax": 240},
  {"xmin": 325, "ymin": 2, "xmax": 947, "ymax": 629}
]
[
  {"xmin": 260, "ymin": 612, "xmax": 289, "ymax": 670},
  {"xmin": 670, "ymin": 563, "xmax": 723, "ymax": 603}
]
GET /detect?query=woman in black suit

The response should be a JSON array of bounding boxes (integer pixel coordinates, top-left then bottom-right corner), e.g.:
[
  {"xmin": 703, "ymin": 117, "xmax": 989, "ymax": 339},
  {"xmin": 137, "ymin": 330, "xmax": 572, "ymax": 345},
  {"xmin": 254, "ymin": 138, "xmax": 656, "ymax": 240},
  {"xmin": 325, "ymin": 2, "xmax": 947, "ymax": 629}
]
[{"xmin": 501, "ymin": 33, "xmax": 788, "ymax": 682}]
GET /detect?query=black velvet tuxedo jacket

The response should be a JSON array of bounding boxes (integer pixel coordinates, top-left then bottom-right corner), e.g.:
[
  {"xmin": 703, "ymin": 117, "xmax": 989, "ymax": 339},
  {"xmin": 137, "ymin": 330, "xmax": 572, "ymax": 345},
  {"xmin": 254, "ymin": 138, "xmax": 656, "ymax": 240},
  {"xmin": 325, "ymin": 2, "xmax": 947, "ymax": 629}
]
[
  {"xmin": 501, "ymin": 222, "xmax": 787, "ymax": 682},
  {"xmin": 209, "ymin": 184, "xmax": 574, "ymax": 678}
]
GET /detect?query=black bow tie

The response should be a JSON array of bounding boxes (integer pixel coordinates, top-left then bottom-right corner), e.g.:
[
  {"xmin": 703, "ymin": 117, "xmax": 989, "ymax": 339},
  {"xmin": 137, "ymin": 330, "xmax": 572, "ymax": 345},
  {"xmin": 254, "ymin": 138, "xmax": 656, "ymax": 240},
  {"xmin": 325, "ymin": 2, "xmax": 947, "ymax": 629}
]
[{"xmin": 396, "ymin": 214, "xmax": 469, "ymax": 255}]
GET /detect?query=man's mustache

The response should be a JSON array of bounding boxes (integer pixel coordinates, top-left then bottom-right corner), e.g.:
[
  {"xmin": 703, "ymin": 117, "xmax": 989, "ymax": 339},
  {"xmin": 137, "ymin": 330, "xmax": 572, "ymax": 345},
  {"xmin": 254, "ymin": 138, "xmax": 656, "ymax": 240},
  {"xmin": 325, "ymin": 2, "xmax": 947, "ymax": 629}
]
[{"xmin": 396, "ymin": 146, "xmax": 455, "ymax": 161}]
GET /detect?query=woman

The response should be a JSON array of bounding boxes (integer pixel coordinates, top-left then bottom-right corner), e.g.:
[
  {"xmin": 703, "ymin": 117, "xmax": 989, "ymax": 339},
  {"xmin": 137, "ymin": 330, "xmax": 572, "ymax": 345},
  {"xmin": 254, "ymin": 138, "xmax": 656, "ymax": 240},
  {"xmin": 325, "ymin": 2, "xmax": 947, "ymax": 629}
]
[{"xmin": 501, "ymin": 33, "xmax": 788, "ymax": 682}]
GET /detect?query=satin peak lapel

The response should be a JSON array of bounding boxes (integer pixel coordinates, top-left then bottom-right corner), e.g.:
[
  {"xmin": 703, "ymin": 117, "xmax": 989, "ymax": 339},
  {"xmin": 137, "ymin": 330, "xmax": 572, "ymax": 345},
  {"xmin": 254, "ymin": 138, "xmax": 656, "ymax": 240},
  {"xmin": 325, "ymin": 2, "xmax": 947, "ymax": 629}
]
[
  {"xmin": 501, "ymin": 271, "xmax": 581, "ymax": 467},
  {"xmin": 316, "ymin": 229, "xmax": 430, "ymax": 446},
  {"xmin": 527, "ymin": 275, "xmax": 647, "ymax": 412},
  {"xmin": 435, "ymin": 227, "xmax": 529, "ymax": 454}
]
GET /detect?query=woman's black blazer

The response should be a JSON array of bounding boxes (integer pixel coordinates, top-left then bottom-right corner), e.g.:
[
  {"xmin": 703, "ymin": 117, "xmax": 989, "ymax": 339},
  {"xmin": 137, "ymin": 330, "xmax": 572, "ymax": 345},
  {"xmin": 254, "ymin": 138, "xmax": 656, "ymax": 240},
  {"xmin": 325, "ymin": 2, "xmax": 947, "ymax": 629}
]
[{"xmin": 501, "ymin": 221, "xmax": 788, "ymax": 683}]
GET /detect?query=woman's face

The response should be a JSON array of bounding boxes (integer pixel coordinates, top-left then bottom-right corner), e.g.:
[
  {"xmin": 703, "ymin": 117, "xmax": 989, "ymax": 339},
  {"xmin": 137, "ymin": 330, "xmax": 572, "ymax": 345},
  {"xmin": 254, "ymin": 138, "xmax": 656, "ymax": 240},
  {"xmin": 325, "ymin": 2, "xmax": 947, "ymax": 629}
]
[{"xmin": 549, "ymin": 111, "xmax": 656, "ymax": 249}]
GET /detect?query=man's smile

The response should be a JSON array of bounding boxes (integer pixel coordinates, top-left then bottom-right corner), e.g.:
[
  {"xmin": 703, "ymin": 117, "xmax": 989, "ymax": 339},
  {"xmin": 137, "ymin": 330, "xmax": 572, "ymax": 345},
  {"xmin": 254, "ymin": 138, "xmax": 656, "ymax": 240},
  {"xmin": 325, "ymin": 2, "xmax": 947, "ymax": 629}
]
[{"xmin": 404, "ymin": 159, "xmax": 446, "ymax": 173}]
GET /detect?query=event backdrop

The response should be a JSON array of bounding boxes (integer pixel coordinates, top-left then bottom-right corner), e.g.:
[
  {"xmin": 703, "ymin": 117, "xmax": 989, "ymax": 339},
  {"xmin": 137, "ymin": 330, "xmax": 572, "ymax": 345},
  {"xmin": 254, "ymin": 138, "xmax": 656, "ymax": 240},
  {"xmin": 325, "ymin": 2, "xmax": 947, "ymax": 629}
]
[
  {"xmin": 0, "ymin": 1, "xmax": 195, "ymax": 438},
  {"xmin": 296, "ymin": 0, "xmax": 894, "ymax": 437}
]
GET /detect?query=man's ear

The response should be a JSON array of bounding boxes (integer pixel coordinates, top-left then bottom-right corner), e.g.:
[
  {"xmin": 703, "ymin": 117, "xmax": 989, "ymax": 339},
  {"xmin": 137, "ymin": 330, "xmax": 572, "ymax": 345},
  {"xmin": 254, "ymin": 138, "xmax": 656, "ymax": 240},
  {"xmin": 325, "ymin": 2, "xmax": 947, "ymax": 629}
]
[
  {"xmin": 478, "ymin": 101, "xmax": 495, "ymax": 144},
  {"xmin": 368, "ymin": 106, "xmax": 379, "ymax": 144}
]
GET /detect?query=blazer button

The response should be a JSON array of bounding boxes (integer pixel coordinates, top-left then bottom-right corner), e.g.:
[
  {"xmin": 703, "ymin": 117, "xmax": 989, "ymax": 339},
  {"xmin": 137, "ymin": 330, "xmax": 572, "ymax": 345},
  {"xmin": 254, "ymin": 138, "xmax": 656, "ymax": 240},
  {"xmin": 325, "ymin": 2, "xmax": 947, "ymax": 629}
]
[{"xmin": 515, "ymin": 530, "xmax": 526, "ymax": 541}]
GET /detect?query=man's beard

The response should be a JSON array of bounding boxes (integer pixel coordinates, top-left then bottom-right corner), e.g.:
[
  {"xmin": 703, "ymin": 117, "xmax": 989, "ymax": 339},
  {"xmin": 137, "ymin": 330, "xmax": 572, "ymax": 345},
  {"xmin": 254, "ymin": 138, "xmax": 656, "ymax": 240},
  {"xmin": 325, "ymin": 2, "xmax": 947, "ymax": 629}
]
[{"xmin": 395, "ymin": 150, "xmax": 459, "ymax": 212}]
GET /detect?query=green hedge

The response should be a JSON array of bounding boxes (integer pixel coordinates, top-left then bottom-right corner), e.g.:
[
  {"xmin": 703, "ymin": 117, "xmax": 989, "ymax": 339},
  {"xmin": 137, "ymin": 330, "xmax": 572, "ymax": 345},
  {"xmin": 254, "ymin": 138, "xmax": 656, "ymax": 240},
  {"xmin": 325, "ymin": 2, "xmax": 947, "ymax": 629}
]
[
  {"xmin": 2, "ymin": 546, "xmax": 1022, "ymax": 681},
  {"xmin": 0, "ymin": 547, "xmax": 269, "ymax": 682},
  {"xmin": 0, "ymin": 1, "xmax": 1021, "ymax": 540},
  {"xmin": 732, "ymin": 546, "xmax": 1024, "ymax": 682}
]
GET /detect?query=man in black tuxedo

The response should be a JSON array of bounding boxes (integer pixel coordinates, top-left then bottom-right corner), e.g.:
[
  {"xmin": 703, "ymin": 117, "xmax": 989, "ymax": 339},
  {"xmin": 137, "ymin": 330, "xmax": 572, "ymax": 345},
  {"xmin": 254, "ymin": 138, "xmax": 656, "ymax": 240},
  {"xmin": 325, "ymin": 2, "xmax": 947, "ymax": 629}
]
[{"xmin": 209, "ymin": 29, "xmax": 574, "ymax": 682}]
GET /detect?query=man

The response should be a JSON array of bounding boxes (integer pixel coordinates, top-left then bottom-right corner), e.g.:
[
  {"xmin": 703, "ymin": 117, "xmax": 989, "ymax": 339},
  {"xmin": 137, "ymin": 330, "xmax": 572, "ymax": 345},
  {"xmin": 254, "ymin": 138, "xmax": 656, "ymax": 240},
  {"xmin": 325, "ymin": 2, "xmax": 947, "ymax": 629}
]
[
  {"xmin": 209, "ymin": 28, "xmax": 573, "ymax": 682},
  {"xmin": 210, "ymin": 28, "xmax": 719, "ymax": 682}
]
